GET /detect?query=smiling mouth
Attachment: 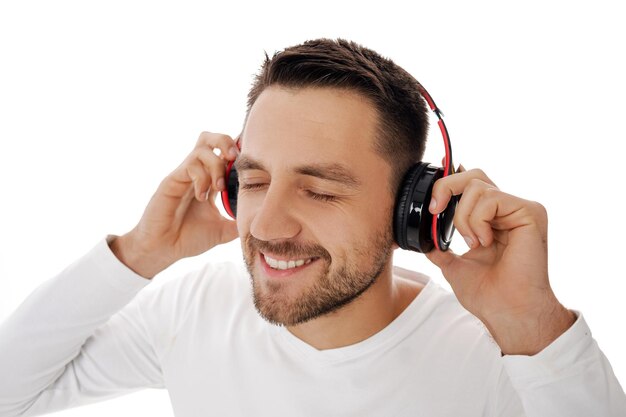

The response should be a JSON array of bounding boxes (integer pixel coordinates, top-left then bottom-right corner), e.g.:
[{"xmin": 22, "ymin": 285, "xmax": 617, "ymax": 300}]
[{"xmin": 261, "ymin": 253, "xmax": 320, "ymax": 271}]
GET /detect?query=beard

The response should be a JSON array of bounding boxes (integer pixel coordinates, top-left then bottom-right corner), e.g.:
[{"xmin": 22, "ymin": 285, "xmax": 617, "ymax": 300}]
[{"xmin": 242, "ymin": 226, "xmax": 394, "ymax": 327}]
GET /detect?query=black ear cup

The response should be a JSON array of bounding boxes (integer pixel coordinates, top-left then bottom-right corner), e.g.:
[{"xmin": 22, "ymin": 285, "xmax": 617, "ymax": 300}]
[
  {"xmin": 393, "ymin": 163, "xmax": 457, "ymax": 253},
  {"xmin": 221, "ymin": 160, "xmax": 239, "ymax": 219},
  {"xmin": 394, "ymin": 163, "xmax": 430, "ymax": 251}
]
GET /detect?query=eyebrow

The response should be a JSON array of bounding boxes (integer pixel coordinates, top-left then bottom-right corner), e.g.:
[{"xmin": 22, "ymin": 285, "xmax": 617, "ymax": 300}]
[{"xmin": 234, "ymin": 155, "xmax": 361, "ymax": 189}]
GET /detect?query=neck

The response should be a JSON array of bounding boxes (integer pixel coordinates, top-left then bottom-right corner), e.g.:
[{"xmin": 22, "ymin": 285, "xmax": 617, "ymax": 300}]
[{"xmin": 286, "ymin": 260, "xmax": 422, "ymax": 350}]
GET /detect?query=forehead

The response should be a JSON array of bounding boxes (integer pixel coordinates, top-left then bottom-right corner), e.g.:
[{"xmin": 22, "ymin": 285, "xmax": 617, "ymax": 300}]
[{"xmin": 242, "ymin": 86, "xmax": 382, "ymax": 169}]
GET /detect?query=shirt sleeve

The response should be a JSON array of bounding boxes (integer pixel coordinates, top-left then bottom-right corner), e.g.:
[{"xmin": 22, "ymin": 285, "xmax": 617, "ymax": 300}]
[
  {"xmin": 498, "ymin": 310, "xmax": 626, "ymax": 416},
  {"xmin": 0, "ymin": 235, "xmax": 164, "ymax": 417}
]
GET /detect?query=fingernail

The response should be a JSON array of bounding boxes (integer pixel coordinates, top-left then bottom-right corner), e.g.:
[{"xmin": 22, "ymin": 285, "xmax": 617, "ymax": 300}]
[
  {"xmin": 479, "ymin": 237, "xmax": 485, "ymax": 246},
  {"xmin": 429, "ymin": 198, "xmax": 437, "ymax": 213},
  {"xmin": 204, "ymin": 190, "xmax": 210, "ymax": 201},
  {"xmin": 217, "ymin": 177, "xmax": 225, "ymax": 191},
  {"xmin": 228, "ymin": 147, "xmax": 239, "ymax": 159},
  {"xmin": 464, "ymin": 236, "xmax": 474, "ymax": 248}
]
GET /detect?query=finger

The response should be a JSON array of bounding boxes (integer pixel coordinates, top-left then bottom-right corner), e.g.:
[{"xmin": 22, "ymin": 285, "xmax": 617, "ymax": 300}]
[
  {"xmin": 186, "ymin": 161, "xmax": 211, "ymax": 202},
  {"xmin": 194, "ymin": 146, "xmax": 228, "ymax": 192},
  {"xmin": 457, "ymin": 163, "xmax": 466, "ymax": 173},
  {"xmin": 466, "ymin": 188, "xmax": 500, "ymax": 247},
  {"xmin": 450, "ymin": 180, "xmax": 495, "ymax": 248},
  {"xmin": 217, "ymin": 218, "xmax": 239, "ymax": 243},
  {"xmin": 424, "ymin": 246, "xmax": 465, "ymax": 288},
  {"xmin": 196, "ymin": 131, "xmax": 239, "ymax": 161},
  {"xmin": 430, "ymin": 168, "xmax": 497, "ymax": 215},
  {"xmin": 469, "ymin": 191, "xmax": 540, "ymax": 246},
  {"xmin": 488, "ymin": 196, "xmax": 547, "ymax": 233}
]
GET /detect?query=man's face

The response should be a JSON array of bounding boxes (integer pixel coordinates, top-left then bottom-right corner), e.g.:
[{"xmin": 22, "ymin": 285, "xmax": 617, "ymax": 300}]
[{"xmin": 236, "ymin": 86, "xmax": 395, "ymax": 326}]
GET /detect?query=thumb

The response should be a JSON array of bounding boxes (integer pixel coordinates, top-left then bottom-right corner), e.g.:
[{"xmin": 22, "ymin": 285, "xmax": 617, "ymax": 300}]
[
  {"xmin": 217, "ymin": 218, "xmax": 239, "ymax": 244},
  {"xmin": 424, "ymin": 247, "xmax": 462, "ymax": 286}
]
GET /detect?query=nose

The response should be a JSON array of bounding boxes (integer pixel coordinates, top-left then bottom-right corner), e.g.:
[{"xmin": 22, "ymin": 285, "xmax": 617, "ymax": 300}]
[{"xmin": 249, "ymin": 184, "xmax": 301, "ymax": 242}]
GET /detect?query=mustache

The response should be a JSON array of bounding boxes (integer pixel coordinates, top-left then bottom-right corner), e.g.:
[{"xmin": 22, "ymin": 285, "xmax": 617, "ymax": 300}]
[{"xmin": 245, "ymin": 234, "xmax": 331, "ymax": 261}]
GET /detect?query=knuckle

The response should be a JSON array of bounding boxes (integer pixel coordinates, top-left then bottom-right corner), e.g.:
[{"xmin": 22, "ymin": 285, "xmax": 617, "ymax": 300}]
[
  {"xmin": 531, "ymin": 200, "xmax": 548, "ymax": 217},
  {"xmin": 197, "ymin": 131, "xmax": 212, "ymax": 143},
  {"xmin": 469, "ymin": 168, "xmax": 497, "ymax": 187},
  {"xmin": 214, "ymin": 133, "xmax": 233, "ymax": 146},
  {"xmin": 468, "ymin": 177, "xmax": 485, "ymax": 189},
  {"xmin": 470, "ymin": 168, "xmax": 486, "ymax": 178},
  {"xmin": 534, "ymin": 200, "xmax": 547, "ymax": 211},
  {"xmin": 196, "ymin": 132, "xmax": 235, "ymax": 154},
  {"xmin": 192, "ymin": 146, "xmax": 208, "ymax": 157},
  {"xmin": 482, "ymin": 186, "xmax": 499, "ymax": 198},
  {"xmin": 190, "ymin": 148, "xmax": 208, "ymax": 164}
]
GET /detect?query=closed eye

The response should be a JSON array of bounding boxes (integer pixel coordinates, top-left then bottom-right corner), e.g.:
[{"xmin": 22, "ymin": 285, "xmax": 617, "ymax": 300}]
[
  {"xmin": 240, "ymin": 183, "xmax": 267, "ymax": 190},
  {"xmin": 240, "ymin": 183, "xmax": 337, "ymax": 202},
  {"xmin": 305, "ymin": 190, "xmax": 336, "ymax": 202}
]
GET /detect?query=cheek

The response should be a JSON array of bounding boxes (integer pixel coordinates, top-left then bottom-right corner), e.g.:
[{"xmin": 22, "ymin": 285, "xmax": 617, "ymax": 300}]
[
  {"xmin": 334, "ymin": 198, "xmax": 394, "ymax": 251},
  {"xmin": 306, "ymin": 205, "xmax": 384, "ymax": 256},
  {"xmin": 234, "ymin": 198, "xmax": 253, "ymax": 237}
]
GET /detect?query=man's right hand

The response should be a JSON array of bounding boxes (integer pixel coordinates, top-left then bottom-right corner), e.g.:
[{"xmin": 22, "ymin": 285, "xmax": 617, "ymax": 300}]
[{"xmin": 110, "ymin": 132, "xmax": 240, "ymax": 279}]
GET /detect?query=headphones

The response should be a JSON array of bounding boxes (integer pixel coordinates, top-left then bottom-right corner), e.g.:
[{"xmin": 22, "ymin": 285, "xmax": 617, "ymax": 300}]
[{"xmin": 220, "ymin": 86, "xmax": 459, "ymax": 253}]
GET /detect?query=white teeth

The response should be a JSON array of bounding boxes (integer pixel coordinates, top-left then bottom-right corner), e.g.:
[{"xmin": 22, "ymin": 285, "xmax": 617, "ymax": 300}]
[
  {"xmin": 266, "ymin": 256, "xmax": 279, "ymax": 269},
  {"xmin": 263, "ymin": 254, "xmax": 314, "ymax": 270}
]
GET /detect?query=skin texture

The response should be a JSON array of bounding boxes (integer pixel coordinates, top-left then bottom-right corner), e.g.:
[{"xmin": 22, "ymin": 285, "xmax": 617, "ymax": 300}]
[
  {"xmin": 111, "ymin": 86, "xmax": 575, "ymax": 355},
  {"xmin": 235, "ymin": 87, "xmax": 419, "ymax": 347}
]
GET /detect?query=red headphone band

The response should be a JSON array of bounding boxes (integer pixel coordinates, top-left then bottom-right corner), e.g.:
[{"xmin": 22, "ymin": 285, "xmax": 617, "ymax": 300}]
[{"xmin": 419, "ymin": 86, "xmax": 456, "ymax": 251}]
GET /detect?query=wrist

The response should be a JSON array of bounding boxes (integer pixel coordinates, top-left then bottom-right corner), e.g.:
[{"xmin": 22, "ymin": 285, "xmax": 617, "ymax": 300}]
[
  {"xmin": 485, "ymin": 301, "xmax": 577, "ymax": 356},
  {"xmin": 109, "ymin": 232, "xmax": 171, "ymax": 279}
]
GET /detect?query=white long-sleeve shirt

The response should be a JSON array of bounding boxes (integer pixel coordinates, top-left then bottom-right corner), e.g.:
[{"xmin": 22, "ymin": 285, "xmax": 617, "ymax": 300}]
[{"xmin": 0, "ymin": 235, "xmax": 624, "ymax": 416}]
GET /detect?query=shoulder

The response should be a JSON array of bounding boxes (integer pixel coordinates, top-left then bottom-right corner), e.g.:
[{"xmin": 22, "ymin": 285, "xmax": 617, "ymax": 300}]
[
  {"xmin": 394, "ymin": 265, "xmax": 500, "ymax": 355},
  {"xmin": 133, "ymin": 261, "xmax": 252, "ymax": 331},
  {"xmin": 115, "ymin": 261, "xmax": 256, "ymax": 361},
  {"xmin": 142, "ymin": 261, "xmax": 249, "ymax": 306}
]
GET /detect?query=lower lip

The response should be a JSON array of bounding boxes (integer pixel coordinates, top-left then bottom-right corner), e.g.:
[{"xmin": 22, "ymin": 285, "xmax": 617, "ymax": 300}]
[{"xmin": 259, "ymin": 253, "xmax": 319, "ymax": 279}]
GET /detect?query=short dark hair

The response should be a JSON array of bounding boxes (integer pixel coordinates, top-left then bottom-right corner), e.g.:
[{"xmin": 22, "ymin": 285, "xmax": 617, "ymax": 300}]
[{"xmin": 246, "ymin": 38, "xmax": 429, "ymax": 192}]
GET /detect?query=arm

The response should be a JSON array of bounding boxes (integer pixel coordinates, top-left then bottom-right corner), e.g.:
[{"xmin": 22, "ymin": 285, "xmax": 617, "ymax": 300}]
[
  {"xmin": 0, "ymin": 132, "xmax": 240, "ymax": 416},
  {"xmin": 488, "ymin": 311, "xmax": 626, "ymax": 416},
  {"xmin": 0, "ymin": 236, "xmax": 159, "ymax": 416},
  {"xmin": 500, "ymin": 311, "xmax": 626, "ymax": 416},
  {"xmin": 425, "ymin": 166, "xmax": 626, "ymax": 415}
]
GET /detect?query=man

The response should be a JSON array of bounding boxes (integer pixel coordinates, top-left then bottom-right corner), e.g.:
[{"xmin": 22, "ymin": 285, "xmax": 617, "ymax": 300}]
[{"xmin": 0, "ymin": 38, "xmax": 624, "ymax": 416}]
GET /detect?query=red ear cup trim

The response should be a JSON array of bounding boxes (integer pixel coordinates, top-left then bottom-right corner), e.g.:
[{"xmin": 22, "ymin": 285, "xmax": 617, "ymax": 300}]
[
  {"xmin": 432, "ymin": 210, "xmax": 440, "ymax": 251},
  {"xmin": 432, "ymin": 194, "xmax": 460, "ymax": 251},
  {"xmin": 220, "ymin": 138, "xmax": 241, "ymax": 220},
  {"xmin": 221, "ymin": 159, "xmax": 236, "ymax": 219}
]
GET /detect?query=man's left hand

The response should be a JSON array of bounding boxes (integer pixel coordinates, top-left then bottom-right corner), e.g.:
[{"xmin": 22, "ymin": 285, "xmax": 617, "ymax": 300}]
[{"xmin": 425, "ymin": 166, "xmax": 576, "ymax": 356}]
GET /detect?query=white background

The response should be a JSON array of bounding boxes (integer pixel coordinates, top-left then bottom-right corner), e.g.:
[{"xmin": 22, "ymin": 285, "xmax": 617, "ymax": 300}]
[{"xmin": 1, "ymin": 0, "xmax": 624, "ymax": 415}]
